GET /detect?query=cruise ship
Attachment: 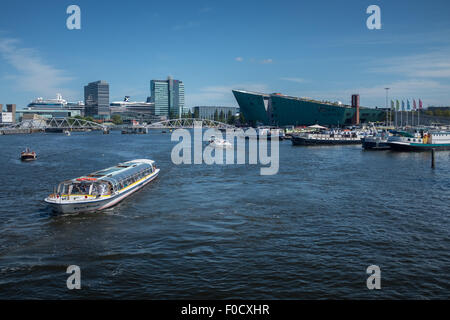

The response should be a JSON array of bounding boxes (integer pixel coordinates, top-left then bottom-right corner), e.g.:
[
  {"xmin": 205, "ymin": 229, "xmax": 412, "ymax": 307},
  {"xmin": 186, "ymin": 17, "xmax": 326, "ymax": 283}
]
[
  {"xmin": 110, "ymin": 96, "xmax": 155, "ymax": 114},
  {"xmin": 27, "ymin": 94, "xmax": 85, "ymax": 112},
  {"xmin": 232, "ymin": 90, "xmax": 385, "ymax": 127}
]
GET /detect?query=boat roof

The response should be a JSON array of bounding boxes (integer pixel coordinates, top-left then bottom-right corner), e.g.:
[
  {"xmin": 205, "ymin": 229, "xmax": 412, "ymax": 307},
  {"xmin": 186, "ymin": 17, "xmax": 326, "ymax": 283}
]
[{"xmin": 69, "ymin": 159, "xmax": 155, "ymax": 184}]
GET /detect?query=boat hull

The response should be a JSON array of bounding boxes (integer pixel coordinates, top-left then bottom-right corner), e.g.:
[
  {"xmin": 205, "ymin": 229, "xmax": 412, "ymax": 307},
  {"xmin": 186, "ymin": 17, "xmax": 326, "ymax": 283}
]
[
  {"xmin": 45, "ymin": 170, "xmax": 159, "ymax": 214},
  {"xmin": 388, "ymin": 142, "xmax": 450, "ymax": 151},
  {"xmin": 21, "ymin": 154, "xmax": 37, "ymax": 161},
  {"xmin": 292, "ymin": 136, "xmax": 361, "ymax": 146},
  {"xmin": 362, "ymin": 138, "xmax": 390, "ymax": 150}
]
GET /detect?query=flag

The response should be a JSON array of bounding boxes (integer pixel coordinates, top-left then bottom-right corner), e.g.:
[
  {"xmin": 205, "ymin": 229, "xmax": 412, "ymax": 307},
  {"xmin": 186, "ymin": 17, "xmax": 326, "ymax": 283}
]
[
  {"xmin": 413, "ymin": 99, "xmax": 417, "ymax": 111},
  {"xmin": 402, "ymin": 100, "xmax": 405, "ymax": 111},
  {"xmin": 396, "ymin": 100, "xmax": 400, "ymax": 111},
  {"xmin": 407, "ymin": 100, "xmax": 411, "ymax": 110},
  {"xmin": 419, "ymin": 99, "xmax": 423, "ymax": 109}
]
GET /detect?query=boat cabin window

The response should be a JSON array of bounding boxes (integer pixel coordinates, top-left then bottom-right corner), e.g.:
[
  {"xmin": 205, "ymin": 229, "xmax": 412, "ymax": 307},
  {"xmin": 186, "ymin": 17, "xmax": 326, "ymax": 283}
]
[
  {"xmin": 58, "ymin": 181, "xmax": 112, "ymax": 196},
  {"xmin": 91, "ymin": 182, "xmax": 113, "ymax": 196}
]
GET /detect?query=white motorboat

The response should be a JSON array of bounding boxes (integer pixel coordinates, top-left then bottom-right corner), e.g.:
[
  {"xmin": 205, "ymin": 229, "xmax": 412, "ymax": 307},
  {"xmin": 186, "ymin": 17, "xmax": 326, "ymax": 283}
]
[{"xmin": 209, "ymin": 136, "xmax": 232, "ymax": 148}]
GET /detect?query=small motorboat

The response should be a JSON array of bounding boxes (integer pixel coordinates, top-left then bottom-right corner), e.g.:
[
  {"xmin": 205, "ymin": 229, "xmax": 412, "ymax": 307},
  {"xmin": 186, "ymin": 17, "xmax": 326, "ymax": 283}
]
[
  {"xmin": 209, "ymin": 136, "xmax": 232, "ymax": 148},
  {"xmin": 21, "ymin": 148, "xmax": 37, "ymax": 161},
  {"xmin": 64, "ymin": 130, "xmax": 71, "ymax": 136}
]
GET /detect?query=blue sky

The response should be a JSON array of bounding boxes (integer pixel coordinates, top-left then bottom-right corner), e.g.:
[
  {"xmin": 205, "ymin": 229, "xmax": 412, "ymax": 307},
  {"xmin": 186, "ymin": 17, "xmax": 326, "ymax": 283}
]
[{"xmin": 1, "ymin": 0, "xmax": 450, "ymax": 110}]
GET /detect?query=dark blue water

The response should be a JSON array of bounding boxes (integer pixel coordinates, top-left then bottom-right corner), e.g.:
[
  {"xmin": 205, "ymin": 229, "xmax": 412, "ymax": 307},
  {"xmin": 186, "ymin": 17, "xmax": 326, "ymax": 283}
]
[{"xmin": 0, "ymin": 131, "xmax": 449, "ymax": 299}]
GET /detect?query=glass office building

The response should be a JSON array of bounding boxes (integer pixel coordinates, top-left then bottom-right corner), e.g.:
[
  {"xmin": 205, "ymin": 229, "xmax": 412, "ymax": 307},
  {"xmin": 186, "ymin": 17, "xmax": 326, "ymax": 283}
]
[
  {"xmin": 84, "ymin": 80, "xmax": 110, "ymax": 119},
  {"xmin": 192, "ymin": 106, "xmax": 239, "ymax": 120},
  {"xmin": 150, "ymin": 77, "xmax": 185, "ymax": 118}
]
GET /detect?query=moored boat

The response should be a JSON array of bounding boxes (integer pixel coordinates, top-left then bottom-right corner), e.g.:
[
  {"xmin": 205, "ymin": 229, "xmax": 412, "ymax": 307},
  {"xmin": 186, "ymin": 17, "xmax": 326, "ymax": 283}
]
[
  {"xmin": 45, "ymin": 159, "xmax": 159, "ymax": 214},
  {"xmin": 362, "ymin": 130, "xmax": 391, "ymax": 150},
  {"xmin": 292, "ymin": 131, "xmax": 362, "ymax": 146},
  {"xmin": 388, "ymin": 130, "xmax": 450, "ymax": 151},
  {"xmin": 21, "ymin": 148, "xmax": 37, "ymax": 161}
]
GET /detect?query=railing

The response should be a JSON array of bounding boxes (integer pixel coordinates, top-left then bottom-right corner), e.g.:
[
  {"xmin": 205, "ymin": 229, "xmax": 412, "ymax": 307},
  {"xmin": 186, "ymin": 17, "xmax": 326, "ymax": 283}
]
[
  {"xmin": 1, "ymin": 117, "xmax": 107, "ymax": 131},
  {"xmin": 146, "ymin": 118, "xmax": 235, "ymax": 129}
]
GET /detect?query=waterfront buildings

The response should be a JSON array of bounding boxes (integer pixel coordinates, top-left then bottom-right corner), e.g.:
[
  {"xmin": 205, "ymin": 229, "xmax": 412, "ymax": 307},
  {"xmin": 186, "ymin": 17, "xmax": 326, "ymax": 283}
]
[
  {"xmin": 192, "ymin": 106, "xmax": 239, "ymax": 120},
  {"xmin": 110, "ymin": 96, "xmax": 159, "ymax": 123},
  {"xmin": 232, "ymin": 90, "xmax": 385, "ymax": 127},
  {"xmin": 149, "ymin": 76, "xmax": 185, "ymax": 118},
  {"xmin": 84, "ymin": 80, "xmax": 110, "ymax": 119},
  {"xmin": 0, "ymin": 104, "xmax": 16, "ymax": 124},
  {"xmin": 19, "ymin": 94, "xmax": 84, "ymax": 120}
]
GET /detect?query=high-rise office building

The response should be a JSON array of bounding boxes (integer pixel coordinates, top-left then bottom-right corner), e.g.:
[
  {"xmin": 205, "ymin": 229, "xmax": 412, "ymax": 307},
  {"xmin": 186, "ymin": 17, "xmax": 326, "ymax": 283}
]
[
  {"xmin": 150, "ymin": 76, "xmax": 185, "ymax": 118},
  {"xmin": 84, "ymin": 80, "xmax": 110, "ymax": 118}
]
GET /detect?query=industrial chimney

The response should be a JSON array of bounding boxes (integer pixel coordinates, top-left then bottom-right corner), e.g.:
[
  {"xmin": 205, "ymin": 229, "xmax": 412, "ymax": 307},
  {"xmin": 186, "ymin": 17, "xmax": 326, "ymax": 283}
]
[{"xmin": 351, "ymin": 94, "xmax": 360, "ymax": 125}]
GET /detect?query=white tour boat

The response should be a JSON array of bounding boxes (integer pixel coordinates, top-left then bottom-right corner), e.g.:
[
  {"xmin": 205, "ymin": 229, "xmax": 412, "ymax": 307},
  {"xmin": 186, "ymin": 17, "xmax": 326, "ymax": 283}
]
[{"xmin": 45, "ymin": 159, "xmax": 160, "ymax": 214}]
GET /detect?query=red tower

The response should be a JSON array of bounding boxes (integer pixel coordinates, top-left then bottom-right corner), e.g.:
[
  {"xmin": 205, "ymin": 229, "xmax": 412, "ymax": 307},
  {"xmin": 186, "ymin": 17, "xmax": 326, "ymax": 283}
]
[{"xmin": 351, "ymin": 94, "xmax": 360, "ymax": 125}]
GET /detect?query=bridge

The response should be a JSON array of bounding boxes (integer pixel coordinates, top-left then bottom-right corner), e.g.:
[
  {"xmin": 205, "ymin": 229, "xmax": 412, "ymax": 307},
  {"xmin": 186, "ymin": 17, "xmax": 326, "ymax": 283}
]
[
  {"xmin": 0, "ymin": 117, "xmax": 107, "ymax": 134},
  {"xmin": 146, "ymin": 118, "xmax": 235, "ymax": 129}
]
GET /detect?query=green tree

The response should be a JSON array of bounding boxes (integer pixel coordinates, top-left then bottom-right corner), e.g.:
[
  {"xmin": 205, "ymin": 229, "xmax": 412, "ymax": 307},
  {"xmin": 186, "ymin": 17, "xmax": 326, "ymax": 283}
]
[
  {"xmin": 214, "ymin": 110, "xmax": 218, "ymax": 121},
  {"xmin": 238, "ymin": 112, "xmax": 245, "ymax": 125},
  {"xmin": 193, "ymin": 108, "xmax": 199, "ymax": 119},
  {"xmin": 219, "ymin": 110, "xmax": 225, "ymax": 123},
  {"xmin": 226, "ymin": 110, "xmax": 234, "ymax": 124},
  {"xmin": 111, "ymin": 114, "xmax": 123, "ymax": 125}
]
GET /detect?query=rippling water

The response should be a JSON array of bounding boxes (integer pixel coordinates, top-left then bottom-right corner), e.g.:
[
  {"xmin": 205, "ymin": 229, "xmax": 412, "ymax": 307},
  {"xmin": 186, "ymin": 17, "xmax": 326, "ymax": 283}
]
[{"xmin": 0, "ymin": 131, "xmax": 449, "ymax": 299}]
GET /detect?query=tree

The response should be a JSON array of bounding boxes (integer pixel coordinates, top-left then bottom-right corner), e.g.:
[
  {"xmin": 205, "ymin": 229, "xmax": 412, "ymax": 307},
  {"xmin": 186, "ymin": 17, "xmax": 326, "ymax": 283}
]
[
  {"xmin": 214, "ymin": 110, "xmax": 218, "ymax": 121},
  {"xmin": 193, "ymin": 108, "xmax": 199, "ymax": 119},
  {"xmin": 219, "ymin": 110, "xmax": 225, "ymax": 123},
  {"xmin": 238, "ymin": 112, "xmax": 246, "ymax": 125},
  {"xmin": 227, "ymin": 110, "xmax": 232, "ymax": 121},
  {"xmin": 227, "ymin": 114, "xmax": 236, "ymax": 125},
  {"xmin": 111, "ymin": 114, "xmax": 123, "ymax": 125}
]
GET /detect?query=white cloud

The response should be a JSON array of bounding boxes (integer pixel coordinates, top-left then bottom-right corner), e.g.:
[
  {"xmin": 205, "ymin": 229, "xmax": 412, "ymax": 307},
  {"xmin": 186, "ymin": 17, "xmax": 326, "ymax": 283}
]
[
  {"xmin": 303, "ymin": 79, "xmax": 450, "ymax": 108},
  {"xmin": 0, "ymin": 37, "xmax": 75, "ymax": 99},
  {"xmin": 370, "ymin": 50, "xmax": 450, "ymax": 78},
  {"xmin": 280, "ymin": 77, "xmax": 307, "ymax": 83},
  {"xmin": 200, "ymin": 7, "xmax": 212, "ymax": 13},
  {"xmin": 185, "ymin": 83, "xmax": 269, "ymax": 107},
  {"xmin": 261, "ymin": 58, "xmax": 273, "ymax": 64},
  {"xmin": 235, "ymin": 57, "xmax": 243, "ymax": 62},
  {"xmin": 172, "ymin": 21, "xmax": 199, "ymax": 31}
]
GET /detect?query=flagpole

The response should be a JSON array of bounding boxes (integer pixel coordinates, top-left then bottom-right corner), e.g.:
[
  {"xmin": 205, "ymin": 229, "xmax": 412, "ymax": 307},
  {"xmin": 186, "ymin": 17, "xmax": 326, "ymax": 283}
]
[{"xmin": 401, "ymin": 109, "xmax": 403, "ymax": 128}]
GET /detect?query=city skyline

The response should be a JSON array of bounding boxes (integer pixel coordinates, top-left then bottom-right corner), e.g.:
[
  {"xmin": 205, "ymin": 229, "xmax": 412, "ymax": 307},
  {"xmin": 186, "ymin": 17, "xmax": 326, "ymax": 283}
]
[{"xmin": 1, "ymin": 0, "xmax": 450, "ymax": 109}]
